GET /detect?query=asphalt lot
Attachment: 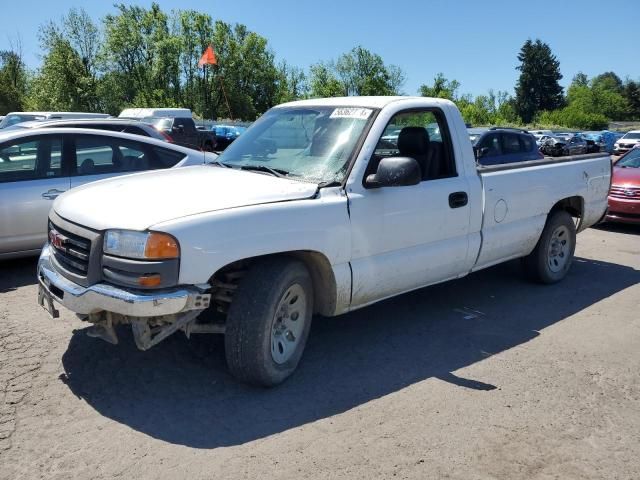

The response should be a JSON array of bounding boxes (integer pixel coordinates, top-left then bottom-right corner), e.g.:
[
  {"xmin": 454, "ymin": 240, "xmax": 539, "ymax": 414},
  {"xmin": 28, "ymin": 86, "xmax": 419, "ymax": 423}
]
[{"xmin": 1, "ymin": 223, "xmax": 639, "ymax": 479}]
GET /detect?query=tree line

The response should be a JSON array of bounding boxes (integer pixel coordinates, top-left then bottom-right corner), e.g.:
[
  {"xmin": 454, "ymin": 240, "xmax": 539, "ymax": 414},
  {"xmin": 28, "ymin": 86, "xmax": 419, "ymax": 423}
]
[{"xmin": 1, "ymin": 4, "xmax": 639, "ymax": 130}]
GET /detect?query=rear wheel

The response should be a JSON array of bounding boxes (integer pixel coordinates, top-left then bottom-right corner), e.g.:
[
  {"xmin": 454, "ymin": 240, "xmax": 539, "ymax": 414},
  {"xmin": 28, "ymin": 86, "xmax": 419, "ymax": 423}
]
[
  {"xmin": 224, "ymin": 257, "xmax": 313, "ymax": 387},
  {"xmin": 523, "ymin": 210, "xmax": 576, "ymax": 284}
]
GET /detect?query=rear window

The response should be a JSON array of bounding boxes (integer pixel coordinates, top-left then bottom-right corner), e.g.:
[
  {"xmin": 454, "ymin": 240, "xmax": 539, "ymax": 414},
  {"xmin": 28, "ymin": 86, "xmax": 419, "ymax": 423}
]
[{"xmin": 151, "ymin": 146, "xmax": 186, "ymax": 168}]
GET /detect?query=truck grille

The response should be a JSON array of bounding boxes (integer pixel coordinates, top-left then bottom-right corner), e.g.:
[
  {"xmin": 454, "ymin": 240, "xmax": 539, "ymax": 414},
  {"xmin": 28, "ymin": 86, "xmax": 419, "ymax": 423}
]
[
  {"xmin": 609, "ymin": 185, "xmax": 640, "ymax": 200},
  {"xmin": 49, "ymin": 221, "xmax": 92, "ymax": 276}
]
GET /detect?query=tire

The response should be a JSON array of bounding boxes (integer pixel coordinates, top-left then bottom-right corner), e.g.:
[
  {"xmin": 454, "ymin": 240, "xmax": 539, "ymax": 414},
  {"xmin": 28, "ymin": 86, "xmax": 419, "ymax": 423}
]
[
  {"xmin": 523, "ymin": 210, "xmax": 576, "ymax": 284},
  {"xmin": 224, "ymin": 257, "xmax": 314, "ymax": 387}
]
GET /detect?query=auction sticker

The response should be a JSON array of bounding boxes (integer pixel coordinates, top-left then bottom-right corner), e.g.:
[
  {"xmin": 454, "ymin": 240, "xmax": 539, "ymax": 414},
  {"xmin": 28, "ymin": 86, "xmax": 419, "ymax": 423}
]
[{"xmin": 330, "ymin": 107, "xmax": 373, "ymax": 119}]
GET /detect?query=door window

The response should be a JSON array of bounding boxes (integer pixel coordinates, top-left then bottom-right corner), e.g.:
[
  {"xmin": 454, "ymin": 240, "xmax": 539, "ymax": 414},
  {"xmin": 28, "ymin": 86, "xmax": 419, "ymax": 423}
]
[
  {"xmin": 150, "ymin": 146, "xmax": 187, "ymax": 168},
  {"xmin": 73, "ymin": 135, "xmax": 150, "ymax": 175},
  {"xmin": 502, "ymin": 133, "xmax": 522, "ymax": 154},
  {"xmin": 371, "ymin": 110, "xmax": 456, "ymax": 181},
  {"xmin": 0, "ymin": 136, "xmax": 63, "ymax": 183},
  {"xmin": 477, "ymin": 133, "xmax": 502, "ymax": 157}
]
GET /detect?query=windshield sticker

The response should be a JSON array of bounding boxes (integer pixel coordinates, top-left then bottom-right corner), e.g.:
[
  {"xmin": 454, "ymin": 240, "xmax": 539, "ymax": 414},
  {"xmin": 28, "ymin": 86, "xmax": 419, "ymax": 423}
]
[{"xmin": 329, "ymin": 107, "xmax": 373, "ymax": 120}]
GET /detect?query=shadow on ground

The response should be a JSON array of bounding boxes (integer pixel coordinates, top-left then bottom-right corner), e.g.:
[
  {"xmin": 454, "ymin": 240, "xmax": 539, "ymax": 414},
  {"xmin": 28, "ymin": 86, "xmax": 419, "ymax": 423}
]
[
  {"xmin": 57, "ymin": 256, "xmax": 639, "ymax": 449},
  {"xmin": 595, "ymin": 222, "xmax": 640, "ymax": 235},
  {"xmin": 0, "ymin": 257, "xmax": 38, "ymax": 293}
]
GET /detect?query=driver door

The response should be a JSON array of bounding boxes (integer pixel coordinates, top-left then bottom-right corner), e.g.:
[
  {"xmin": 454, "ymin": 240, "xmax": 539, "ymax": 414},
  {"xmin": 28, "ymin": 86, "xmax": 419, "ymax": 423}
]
[{"xmin": 347, "ymin": 109, "xmax": 474, "ymax": 307}]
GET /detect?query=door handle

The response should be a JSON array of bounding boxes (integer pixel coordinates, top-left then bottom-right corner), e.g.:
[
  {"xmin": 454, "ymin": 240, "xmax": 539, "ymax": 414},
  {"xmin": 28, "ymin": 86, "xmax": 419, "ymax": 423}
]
[
  {"xmin": 449, "ymin": 191, "xmax": 468, "ymax": 208},
  {"xmin": 42, "ymin": 189, "xmax": 65, "ymax": 200}
]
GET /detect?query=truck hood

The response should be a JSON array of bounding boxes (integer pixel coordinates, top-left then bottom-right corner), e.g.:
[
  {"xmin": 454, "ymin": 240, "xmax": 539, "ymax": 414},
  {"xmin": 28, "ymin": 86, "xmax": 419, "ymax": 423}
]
[{"xmin": 53, "ymin": 165, "xmax": 319, "ymax": 231}]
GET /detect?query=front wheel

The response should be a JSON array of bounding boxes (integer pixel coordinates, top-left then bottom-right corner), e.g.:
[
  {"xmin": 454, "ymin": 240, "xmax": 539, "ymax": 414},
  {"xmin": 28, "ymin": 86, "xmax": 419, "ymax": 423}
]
[
  {"xmin": 523, "ymin": 210, "xmax": 576, "ymax": 284},
  {"xmin": 224, "ymin": 257, "xmax": 313, "ymax": 387}
]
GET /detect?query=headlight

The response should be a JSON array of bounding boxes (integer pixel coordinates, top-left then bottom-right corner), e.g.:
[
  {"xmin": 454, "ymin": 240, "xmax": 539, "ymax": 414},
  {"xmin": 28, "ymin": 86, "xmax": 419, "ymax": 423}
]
[{"xmin": 104, "ymin": 230, "xmax": 179, "ymax": 259}]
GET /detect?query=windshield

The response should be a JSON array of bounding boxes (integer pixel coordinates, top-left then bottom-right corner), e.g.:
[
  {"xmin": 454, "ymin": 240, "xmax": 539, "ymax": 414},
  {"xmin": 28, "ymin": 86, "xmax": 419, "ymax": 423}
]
[
  {"xmin": 622, "ymin": 132, "xmax": 640, "ymax": 140},
  {"xmin": 216, "ymin": 106, "xmax": 375, "ymax": 184},
  {"xmin": 0, "ymin": 114, "xmax": 45, "ymax": 129},
  {"xmin": 617, "ymin": 149, "xmax": 640, "ymax": 168}
]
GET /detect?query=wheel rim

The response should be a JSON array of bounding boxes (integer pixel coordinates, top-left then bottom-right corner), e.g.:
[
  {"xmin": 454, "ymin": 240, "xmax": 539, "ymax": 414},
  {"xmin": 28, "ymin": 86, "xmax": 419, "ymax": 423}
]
[
  {"xmin": 547, "ymin": 225, "xmax": 571, "ymax": 273},
  {"xmin": 271, "ymin": 283, "xmax": 307, "ymax": 365}
]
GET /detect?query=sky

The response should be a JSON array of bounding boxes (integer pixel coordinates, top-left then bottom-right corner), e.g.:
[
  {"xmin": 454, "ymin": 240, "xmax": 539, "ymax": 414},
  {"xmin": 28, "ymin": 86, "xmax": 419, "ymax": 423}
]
[{"xmin": 1, "ymin": 0, "xmax": 637, "ymax": 98}]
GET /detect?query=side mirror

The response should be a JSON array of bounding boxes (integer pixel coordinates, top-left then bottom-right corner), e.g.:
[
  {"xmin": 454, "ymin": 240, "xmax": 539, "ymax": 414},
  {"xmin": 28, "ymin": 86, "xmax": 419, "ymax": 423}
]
[
  {"xmin": 365, "ymin": 156, "xmax": 421, "ymax": 188},
  {"xmin": 474, "ymin": 146, "xmax": 489, "ymax": 159}
]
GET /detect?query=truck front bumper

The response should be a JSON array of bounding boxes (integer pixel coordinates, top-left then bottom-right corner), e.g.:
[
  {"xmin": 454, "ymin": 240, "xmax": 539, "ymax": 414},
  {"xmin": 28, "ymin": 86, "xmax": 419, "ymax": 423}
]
[{"xmin": 37, "ymin": 244, "xmax": 210, "ymax": 317}]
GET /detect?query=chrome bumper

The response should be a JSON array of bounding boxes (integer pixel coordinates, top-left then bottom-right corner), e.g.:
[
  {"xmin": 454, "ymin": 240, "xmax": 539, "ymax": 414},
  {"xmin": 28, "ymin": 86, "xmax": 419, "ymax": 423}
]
[{"xmin": 37, "ymin": 244, "xmax": 210, "ymax": 317}]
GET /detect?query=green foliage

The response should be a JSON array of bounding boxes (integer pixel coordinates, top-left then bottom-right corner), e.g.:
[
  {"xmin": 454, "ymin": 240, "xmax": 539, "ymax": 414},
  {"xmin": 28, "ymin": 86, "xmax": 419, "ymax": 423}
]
[
  {"xmin": 0, "ymin": 50, "xmax": 28, "ymax": 113},
  {"xmin": 537, "ymin": 108, "xmax": 608, "ymax": 130},
  {"xmin": 514, "ymin": 39, "xmax": 564, "ymax": 123},
  {"xmin": 307, "ymin": 46, "xmax": 404, "ymax": 98},
  {"xmin": 419, "ymin": 73, "xmax": 460, "ymax": 100}
]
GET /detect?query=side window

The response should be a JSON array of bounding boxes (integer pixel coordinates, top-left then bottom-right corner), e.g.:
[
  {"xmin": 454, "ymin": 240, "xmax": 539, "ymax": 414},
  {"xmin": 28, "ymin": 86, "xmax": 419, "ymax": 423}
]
[
  {"xmin": 182, "ymin": 119, "xmax": 196, "ymax": 134},
  {"xmin": 74, "ymin": 136, "xmax": 115, "ymax": 175},
  {"xmin": 521, "ymin": 135, "xmax": 534, "ymax": 152},
  {"xmin": 0, "ymin": 136, "xmax": 63, "ymax": 183},
  {"xmin": 123, "ymin": 126, "xmax": 148, "ymax": 136},
  {"xmin": 477, "ymin": 133, "xmax": 502, "ymax": 156},
  {"xmin": 116, "ymin": 140, "xmax": 149, "ymax": 171},
  {"xmin": 371, "ymin": 110, "xmax": 456, "ymax": 181},
  {"xmin": 151, "ymin": 146, "xmax": 187, "ymax": 169},
  {"xmin": 502, "ymin": 133, "xmax": 521, "ymax": 154}
]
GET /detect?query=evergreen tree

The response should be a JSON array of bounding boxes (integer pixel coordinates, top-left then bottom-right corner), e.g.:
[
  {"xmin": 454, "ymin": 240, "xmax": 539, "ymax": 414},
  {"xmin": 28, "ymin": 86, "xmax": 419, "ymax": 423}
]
[{"xmin": 514, "ymin": 39, "xmax": 564, "ymax": 123}]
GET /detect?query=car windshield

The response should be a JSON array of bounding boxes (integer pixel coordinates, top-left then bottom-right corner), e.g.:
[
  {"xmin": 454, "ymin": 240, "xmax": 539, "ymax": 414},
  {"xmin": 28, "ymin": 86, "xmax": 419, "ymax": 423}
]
[
  {"xmin": 622, "ymin": 132, "xmax": 640, "ymax": 140},
  {"xmin": 149, "ymin": 118, "xmax": 173, "ymax": 130},
  {"xmin": 216, "ymin": 106, "xmax": 375, "ymax": 184},
  {"xmin": 0, "ymin": 114, "xmax": 45, "ymax": 129},
  {"xmin": 617, "ymin": 149, "xmax": 640, "ymax": 168}
]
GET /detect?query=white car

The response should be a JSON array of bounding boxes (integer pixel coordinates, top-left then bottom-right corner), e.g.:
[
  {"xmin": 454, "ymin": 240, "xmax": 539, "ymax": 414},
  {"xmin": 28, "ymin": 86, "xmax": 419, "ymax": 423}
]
[
  {"xmin": 0, "ymin": 128, "xmax": 215, "ymax": 259},
  {"xmin": 37, "ymin": 97, "xmax": 611, "ymax": 386},
  {"xmin": 0, "ymin": 111, "xmax": 110, "ymax": 129},
  {"xmin": 613, "ymin": 130, "xmax": 640, "ymax": 155}
]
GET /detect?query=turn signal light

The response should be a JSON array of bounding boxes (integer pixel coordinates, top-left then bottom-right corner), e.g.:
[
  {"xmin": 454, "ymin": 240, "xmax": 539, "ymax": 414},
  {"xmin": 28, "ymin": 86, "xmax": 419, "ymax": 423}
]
[
  {"xmin": 144, "ymin": 233, "xmax": 180, "ymax": 259},
  {"xmin": 138, "ymin": 274, "xmax": 162, "ymax": 287}
]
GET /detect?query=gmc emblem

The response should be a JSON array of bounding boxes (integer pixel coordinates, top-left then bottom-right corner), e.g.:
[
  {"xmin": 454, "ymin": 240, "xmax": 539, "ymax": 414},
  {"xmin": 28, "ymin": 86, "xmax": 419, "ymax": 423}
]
[{"xmin": 49, "ymin": 229, "xmax": 67, "ymax": 251}]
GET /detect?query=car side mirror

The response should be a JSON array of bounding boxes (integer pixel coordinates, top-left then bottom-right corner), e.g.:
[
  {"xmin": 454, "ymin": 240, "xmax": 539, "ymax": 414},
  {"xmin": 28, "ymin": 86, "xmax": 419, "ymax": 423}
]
[
  {"xmin": 474, "ymin": 146, "xmax": 489, "ymax": 159},
  {"xmin": 365, "ymin": 156, "xmax": 421, "ymax": 188}
]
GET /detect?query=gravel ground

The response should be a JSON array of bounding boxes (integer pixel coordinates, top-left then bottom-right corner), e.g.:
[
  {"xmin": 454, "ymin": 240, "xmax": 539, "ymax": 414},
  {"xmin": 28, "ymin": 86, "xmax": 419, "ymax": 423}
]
[{"xmin": 1, "ymin": 223, "xmax": 639, "ymax": 480}]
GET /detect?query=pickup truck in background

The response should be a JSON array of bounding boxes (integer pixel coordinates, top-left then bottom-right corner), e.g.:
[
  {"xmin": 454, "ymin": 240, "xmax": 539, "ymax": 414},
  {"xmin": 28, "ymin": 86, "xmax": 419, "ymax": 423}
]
[
  {"xmin": 37, "ymin": 96, "xmax": 611, "ymax": 386},
  {"xmin": 148, "ymin": 116, "xmax": 217, "ymax": 152}
]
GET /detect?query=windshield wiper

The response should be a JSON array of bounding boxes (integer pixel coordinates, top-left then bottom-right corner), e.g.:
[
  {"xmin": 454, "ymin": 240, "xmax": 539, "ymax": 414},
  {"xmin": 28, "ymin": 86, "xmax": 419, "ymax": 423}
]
[
  {"xmin": 208, "ymin": 160, "xmax": 233, "ymax": 168},
  {"xmin": 317, "ymin": 180, "xmax": 342, "ymax": 188},
  {"xmin": 239, "ymin": 164, "xmax": 290, "ymax": 178}
]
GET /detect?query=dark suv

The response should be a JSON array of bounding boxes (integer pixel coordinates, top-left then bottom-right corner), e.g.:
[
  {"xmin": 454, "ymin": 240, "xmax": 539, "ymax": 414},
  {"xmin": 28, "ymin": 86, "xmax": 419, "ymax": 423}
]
[{"xmin": 473, "ymin": 127, "xmax": 543, "ymax": 166}]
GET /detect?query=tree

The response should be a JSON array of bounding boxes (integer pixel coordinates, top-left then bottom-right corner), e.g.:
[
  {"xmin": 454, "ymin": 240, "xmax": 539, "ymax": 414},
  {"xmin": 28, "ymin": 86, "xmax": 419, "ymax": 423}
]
[
  {"xmin": 308, "ymin": 62, "xmax": 343, "ymax": 98},
  {"xmin": 275, "ymin": 61, "xmax": 307, "ymax": 103},
  {"xmin": 335, "ymin": 46, "xmax": 404, "ymax": 96},
  {"xmin": 622, "ymin": 79, "xmax": 640, "ymax": 120},
  {"xmin": 27, "ymin": 37, "xmax": 97, "ymax": 111},
  {"xmin": 572, "ymin": 72, "xmax": 588, "ymax": 87},
  {"xmin": 419, "ymin": 73, "xmax": 460, "ymax": 100},
  {"xmin": 514, "ymin": 39, "xmax": 564, "ymax": 123},
  {"xmin": 0, "ymin": 46, "xmax": 28, "ymax": 114}
]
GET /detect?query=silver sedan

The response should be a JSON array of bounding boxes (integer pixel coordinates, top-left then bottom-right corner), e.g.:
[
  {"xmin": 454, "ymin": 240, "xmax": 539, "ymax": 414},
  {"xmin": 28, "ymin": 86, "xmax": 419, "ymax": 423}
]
[{"xmin": 0, "ymin": 128, "xmax": 216, "ymax": 259}]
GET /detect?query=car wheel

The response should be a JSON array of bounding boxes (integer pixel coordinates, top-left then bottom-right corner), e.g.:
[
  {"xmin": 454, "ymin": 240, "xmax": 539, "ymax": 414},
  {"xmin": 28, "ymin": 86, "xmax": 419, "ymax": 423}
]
[
  {"xmin": 523, "ymin": 210, "xmax": 576, "ymax": 284},
  {"xmin": 224, "ymin": 257, "xmax": 314, "ymax": 387}
]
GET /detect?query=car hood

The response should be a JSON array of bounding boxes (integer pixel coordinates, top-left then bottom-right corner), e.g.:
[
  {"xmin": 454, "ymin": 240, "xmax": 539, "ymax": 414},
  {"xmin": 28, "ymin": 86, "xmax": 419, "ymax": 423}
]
[
  {"xmin": 616, "ymin": 138, "xmax": 640, "ymax": 144},
  {"xmin": 53, "ymin": 165, "xmax": 319, "ymax": 231},
  {"xmin": 611, "ymin": 166, "xmax": 640, "ymax": 186}
]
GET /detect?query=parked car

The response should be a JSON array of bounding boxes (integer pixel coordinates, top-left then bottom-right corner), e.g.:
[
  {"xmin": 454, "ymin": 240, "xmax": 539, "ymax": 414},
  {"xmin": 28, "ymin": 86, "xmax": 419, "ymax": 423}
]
[
  {"xmin": 540, "ymin": 135, "xmax": 589, "ymax": 157},
  {"xmin": 36, "ymin": 96, "xmax": 610, "ymax": 386},
  {"xmin": 212, "ymin": 125, "xmax": 247, "ymax": 150},
  {"xmin": 0, "ymin": 112, "xmax": 110, "ymax": 129},
  {"xmin": 579, "ymin": 131, "xmax": 617, "ymax": 154},
  {"xmin": 1, "ymin": 118, "xmax": 168, "ymax": 141},
  {"xmin": 119, "ymin": 108, "xmax": 193, "ymax": 119},
  {"xmin": 145, "ymin": 117, "xmax": 217, "ymax": 152},
  {"xmin": 474, "ymin": 127, "xmax": 543, "ymax": 165},
  {"xmin": 534, "ymin": 134, "xmax": 553, "ymax": 147},
  {"xmin": 0, "ymin": 128, "xmax": 215, "ymax": 259},
  {"xmin": 604, "ymin": 147, "xmax": 640, "ymax": 224},
  {"xmin": 467, "ymin": 127, "xmax": 488, "ymax": 144},
  {"xmin": 613, "ymin": 130, "xmax": 640, "ymax": 155}
]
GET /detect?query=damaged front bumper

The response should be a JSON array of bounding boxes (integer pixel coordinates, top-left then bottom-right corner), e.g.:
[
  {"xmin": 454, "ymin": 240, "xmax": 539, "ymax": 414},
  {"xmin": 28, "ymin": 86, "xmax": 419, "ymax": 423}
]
[
  {"xmin": 37, "ymin": 244, "xmax": 214, "ymax": 349},
  {"xmin": 37, "ymin": 244, "xmax": 209, "ymax": 317}
]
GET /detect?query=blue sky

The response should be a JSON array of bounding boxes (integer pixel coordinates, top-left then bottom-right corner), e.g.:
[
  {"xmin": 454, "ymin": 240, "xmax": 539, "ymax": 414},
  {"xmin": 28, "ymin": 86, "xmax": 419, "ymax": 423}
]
[{"xmin": 1, "ymin": 0, "xmax": 637, "ymax": 97}]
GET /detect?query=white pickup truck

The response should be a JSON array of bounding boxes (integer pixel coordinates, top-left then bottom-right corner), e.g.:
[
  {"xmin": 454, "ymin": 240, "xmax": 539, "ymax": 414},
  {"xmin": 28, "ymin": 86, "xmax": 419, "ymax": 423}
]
[{"xmin": 37, "ymin": 96, "xmax": 611, "ymax": 386}]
